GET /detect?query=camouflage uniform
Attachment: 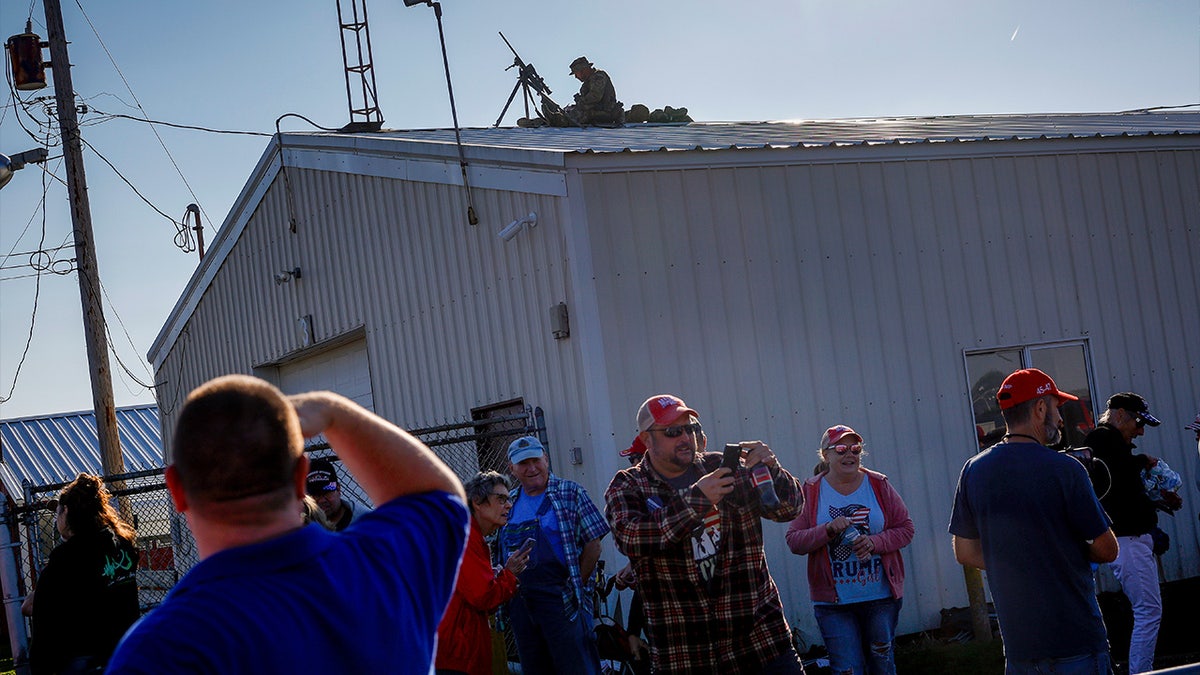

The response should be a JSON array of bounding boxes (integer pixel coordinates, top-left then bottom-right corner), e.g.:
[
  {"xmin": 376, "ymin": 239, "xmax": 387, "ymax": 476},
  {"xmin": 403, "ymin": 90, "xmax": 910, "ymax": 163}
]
[{"xmin": 542, "ymin": 58, "xmax": 623, "ymax": 127}]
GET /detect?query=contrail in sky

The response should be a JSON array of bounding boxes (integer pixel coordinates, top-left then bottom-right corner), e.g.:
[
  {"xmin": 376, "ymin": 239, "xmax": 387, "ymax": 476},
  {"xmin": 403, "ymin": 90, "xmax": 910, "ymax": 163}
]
[{"xmin": 1011, "ymin": 25, "xmax": 1020, "ymax": 41}]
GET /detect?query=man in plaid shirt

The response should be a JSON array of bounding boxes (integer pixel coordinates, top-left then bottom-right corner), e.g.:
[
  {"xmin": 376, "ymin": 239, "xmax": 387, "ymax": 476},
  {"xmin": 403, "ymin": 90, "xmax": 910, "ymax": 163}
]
[
  {"xmin": 499, "ymin": 436, "xmax": 610, "ymax": 674},
  {"xmin": 606, "ymin": 395, "xmax": 806, "ymax": 674}
]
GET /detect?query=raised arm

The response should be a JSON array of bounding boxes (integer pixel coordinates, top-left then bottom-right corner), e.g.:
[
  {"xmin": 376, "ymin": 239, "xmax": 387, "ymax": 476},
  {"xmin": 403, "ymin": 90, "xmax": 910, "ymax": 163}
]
[{"xmin": 289, "ymin": 391, "xmax": 464, "ymax": 504}]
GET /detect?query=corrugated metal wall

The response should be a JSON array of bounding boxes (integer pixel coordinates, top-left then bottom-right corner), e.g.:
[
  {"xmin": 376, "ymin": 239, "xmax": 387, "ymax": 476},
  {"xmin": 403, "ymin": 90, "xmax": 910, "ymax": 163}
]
[
  {"xmin": 154, "ymin": 165, "xmax": 605, "ymax": 488},
  {"xmin": 579, "ymin": 142, "xmax": 1200, "ymax": 640},
  {"xmin": 154, "ymin": 134, "xmax": 1198, "ymax": 642}
]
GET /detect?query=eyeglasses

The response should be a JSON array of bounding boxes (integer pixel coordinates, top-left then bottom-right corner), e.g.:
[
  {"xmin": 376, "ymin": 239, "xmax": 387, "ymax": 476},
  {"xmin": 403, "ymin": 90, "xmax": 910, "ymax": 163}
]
[
  {"xmin": 649, "ymin": 423, "xmax": 703, "ymax": 438},
  {"xmin": 490, "ymin": 492, "xmax": 512, "ymax": 505},
  {"xmin": 828, "ymin": 443, "xmax": 863, "ymax": 455},
  {"xmin": 1134, "ymin": 418, "xmax": 1146, "ymax": 429}
]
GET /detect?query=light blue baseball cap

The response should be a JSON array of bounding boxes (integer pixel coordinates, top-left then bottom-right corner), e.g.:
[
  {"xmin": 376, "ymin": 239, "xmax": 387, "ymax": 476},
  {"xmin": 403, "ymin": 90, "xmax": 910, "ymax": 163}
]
[{"xmin": 508, "ymin": 436, "xmax": 545, "ymax": 464}]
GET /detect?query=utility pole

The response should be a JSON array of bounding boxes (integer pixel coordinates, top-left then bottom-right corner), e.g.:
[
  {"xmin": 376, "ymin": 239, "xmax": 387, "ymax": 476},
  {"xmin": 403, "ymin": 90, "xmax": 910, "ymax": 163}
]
[{"xmin": 42, "ymin": 0, "xmax": 125, "ymax": 477}]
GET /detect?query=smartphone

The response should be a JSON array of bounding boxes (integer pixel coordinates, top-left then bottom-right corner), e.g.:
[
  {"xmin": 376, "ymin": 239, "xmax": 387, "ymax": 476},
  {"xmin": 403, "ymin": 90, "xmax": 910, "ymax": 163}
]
[
  {"xmin": 721, "ymin": 443, "xmax": 742, "ymax": 472},
  {"xmin": 517, "ymin": 537, "xmax": 536, "ymax": 556}
]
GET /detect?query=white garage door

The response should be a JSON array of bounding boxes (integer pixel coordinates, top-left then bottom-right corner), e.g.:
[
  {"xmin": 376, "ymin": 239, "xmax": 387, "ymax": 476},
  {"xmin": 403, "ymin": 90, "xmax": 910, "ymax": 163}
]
[{"xmin": 277, "ymin": 338, "xmax": 374, "ymax": 412}]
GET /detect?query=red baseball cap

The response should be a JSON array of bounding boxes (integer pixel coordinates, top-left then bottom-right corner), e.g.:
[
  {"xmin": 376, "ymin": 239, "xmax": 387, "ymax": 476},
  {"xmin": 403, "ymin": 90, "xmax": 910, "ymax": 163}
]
[
  {"xmin": 996, "ymin": 368, "xmax": 1079, "ymax": 410},
  {"xmin": 636, "ymin": 394, "xmax": 699, "ymax": 433},
  {"xmin": 820, "ymin": 425, "xmax": 862, "ymax": 449},
  {"xmin": 620, "ymin": 435, "xmax": 646, "ymax": 457}
]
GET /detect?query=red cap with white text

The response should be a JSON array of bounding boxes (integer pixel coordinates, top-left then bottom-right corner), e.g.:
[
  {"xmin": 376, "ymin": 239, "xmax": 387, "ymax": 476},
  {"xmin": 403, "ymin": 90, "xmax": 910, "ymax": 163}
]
[
  {"xmin": 995, "ymin": 368, "xmax": 1079, "ymax": 410},
  {"xmin": 636, "ymin": 395, "xmax": 698, "ymax": 433}
]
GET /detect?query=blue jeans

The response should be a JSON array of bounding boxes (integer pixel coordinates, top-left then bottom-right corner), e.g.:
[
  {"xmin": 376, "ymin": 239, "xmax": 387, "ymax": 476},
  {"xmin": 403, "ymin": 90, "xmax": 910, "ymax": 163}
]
[
  {"xmin": 507, "ymin": 587, "xmax": 600, "ymax": 675},
  {"xmin": 1005, "ymin": 650, "xmax": 1110, "ymax": 675},
  {"xmin": 813, "ymin": 597, "xmax": 901, "ymax": 675}
]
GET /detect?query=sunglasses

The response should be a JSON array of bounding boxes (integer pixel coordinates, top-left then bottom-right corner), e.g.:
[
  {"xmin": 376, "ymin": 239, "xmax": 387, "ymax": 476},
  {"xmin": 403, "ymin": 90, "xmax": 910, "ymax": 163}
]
[
  {"xmin": 649, "ymin": 423, "xmax": 703, "ymax": 438},
  {"xmin": 828, "ymin": 443, "xmax": 864, "ymax": 455}
]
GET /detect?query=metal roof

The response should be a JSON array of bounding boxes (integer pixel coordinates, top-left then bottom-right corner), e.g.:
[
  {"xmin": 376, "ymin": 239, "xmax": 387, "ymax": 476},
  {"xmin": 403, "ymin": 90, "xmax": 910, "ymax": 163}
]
[
  {"xmin": 318, "ymin": 109, "xmax": 1200, "ymax": 155},
  {"xmin": 0, "ymin": 405, "xmax": 164, "ymax": 503}
]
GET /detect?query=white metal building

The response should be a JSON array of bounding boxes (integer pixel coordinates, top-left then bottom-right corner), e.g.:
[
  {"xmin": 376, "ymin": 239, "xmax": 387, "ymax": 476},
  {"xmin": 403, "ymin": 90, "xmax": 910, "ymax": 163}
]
[{"xmin": 148, "ymin": 111, "xmax": 1200, "ymax": 640}]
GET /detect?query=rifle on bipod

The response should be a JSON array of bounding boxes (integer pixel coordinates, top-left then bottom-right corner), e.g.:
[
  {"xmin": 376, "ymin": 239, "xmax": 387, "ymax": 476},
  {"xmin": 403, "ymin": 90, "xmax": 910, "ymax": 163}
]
[{"xmin": 494, "ymin": 32, "xmax": 575, "ymax": 127}]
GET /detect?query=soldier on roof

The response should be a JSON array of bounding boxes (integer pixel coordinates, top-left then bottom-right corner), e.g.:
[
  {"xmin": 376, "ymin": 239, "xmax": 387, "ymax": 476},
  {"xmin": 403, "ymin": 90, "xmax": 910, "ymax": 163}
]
[{"xmin": 543, "ymin": 56, "xmax": 623, "ymax": 127}]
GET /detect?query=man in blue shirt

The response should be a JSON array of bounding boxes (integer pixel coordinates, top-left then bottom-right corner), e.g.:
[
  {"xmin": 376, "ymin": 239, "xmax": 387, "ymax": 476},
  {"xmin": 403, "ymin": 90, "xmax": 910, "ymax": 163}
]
[
  {"xmin": 949, "ymin": 368, "xmax": 1119, "ymax": 675},
  {"xmin": 499, "ymin": 436, "xmax": 609, "ymax": 675},
  {"xmin": 107, "ymin": 374, "xmax": 468, "ymax": 674}
]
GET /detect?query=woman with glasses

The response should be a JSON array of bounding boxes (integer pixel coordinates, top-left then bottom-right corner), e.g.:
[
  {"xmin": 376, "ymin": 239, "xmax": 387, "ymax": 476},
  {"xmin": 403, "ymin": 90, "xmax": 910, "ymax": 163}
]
[
  {"xmin": 436, "ymin": 471, "xmax": 530, "ymax": 675},
  {"xmin": 785, "ymin": 425, "xmax": 914, "ymax": 675}
]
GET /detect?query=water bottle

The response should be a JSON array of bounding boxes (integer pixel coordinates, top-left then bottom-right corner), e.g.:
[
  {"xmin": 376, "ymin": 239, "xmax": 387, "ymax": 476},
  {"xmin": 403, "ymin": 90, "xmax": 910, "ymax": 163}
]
[
  {"xmin": 750, "ymin": 464, "xmax": 781, "ymax": 509},
  {"xmin": 841, "ymin": 525, "xmax": 860, "ymax": 546}
]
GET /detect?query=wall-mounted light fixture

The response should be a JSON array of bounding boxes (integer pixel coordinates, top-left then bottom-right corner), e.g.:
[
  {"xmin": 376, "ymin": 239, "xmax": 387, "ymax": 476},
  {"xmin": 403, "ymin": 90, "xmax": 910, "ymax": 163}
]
[
  {"xmin": 274, "ymin": 267, "xmax": 302, "ymax": 285},
  {"xmin": 498, "ymin": 212, "xmax": 537, "ymax": 242}
]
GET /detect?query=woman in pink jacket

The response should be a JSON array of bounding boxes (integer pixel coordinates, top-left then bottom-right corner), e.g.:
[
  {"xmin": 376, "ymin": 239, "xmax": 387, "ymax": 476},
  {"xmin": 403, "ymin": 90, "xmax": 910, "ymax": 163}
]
[{"xmin": 786, "ymin": 425, "xmax": 915, "ymax": 675}]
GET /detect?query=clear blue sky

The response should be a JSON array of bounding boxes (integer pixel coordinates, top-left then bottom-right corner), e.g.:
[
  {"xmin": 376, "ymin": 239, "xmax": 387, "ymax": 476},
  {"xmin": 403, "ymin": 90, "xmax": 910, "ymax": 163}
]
[{"xmin": 2, "ymin": 0, "xmax": 1198, "ymax": 419}]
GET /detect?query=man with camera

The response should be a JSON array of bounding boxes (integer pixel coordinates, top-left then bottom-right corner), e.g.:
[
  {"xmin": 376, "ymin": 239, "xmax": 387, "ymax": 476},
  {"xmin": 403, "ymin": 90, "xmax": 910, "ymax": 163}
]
[
  {"xmin": 1084, "ymin": 392, "xmax": 1167, "ymax": 674},
  {"xmin": 605, "ymin": 394, "xmax": 805, "ymax": 674},
  {"xmin": 949, "ymin": 368, "xmax": 1118, "ymax": 675}
]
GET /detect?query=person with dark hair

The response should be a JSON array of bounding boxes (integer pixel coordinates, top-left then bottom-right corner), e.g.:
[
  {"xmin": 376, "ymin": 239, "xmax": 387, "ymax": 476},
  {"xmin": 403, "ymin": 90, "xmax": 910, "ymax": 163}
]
[
  {"xmin": 949, "ymin": 369, "xmax": 1118, "ymax": 674},
  {"xmin": 306, "ymin": 456, "xmax": 369, "ymax": 531},
  {"xmin": 436, "ymin": 471, "xmax": 529, "ymax": 675},
  {"xmin": 107, "ymin": 374, "xmax": 468, "ymax": 673},
  {"xmin": 24, "ymin": 473, "xmax": 139, "ymax": 674}
]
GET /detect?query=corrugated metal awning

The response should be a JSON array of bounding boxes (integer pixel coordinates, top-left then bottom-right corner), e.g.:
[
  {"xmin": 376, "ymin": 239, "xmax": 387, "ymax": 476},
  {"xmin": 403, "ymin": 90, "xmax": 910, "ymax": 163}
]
[{"xmin": 0, "ymin": 405, "xmax": 164, "ymax": 504}]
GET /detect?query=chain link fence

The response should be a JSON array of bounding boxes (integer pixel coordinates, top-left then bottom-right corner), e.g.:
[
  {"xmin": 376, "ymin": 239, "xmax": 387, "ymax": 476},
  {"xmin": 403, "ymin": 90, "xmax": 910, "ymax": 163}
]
[
  {"xmin": 7, "ymin": 405, "xmax": 544, "ymax": 666},
  {"xmin": 16, "ymin": 467, "xmax": 196, "ymax": 615}
]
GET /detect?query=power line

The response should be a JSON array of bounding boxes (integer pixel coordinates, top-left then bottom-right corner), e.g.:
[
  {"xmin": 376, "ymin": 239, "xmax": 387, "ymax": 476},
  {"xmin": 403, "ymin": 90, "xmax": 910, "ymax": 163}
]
[
  {"xmin": 0, "ymin": 161, "xmax": 53, "ymax": 404},
  {"xmin": 0, "ymin": 266, "xmax": 43, "ymax": 403},
  {"xmin": 78, "ymin": 137, "xmax": 215, "ymax": 256},
  {"xmin": 88, "ymin": 108, "xmax": 272, "ymax": 137},
  {"xmin": 78, "ymin": 136, "xmax": 177, "ymax": 224},
  {"xmin": 73, "ymin": 0, "xmax": 213, "ymax": 230},
  {"xmin": 95, "ymin": 274, "xmax": 156, "ymax": 391}
]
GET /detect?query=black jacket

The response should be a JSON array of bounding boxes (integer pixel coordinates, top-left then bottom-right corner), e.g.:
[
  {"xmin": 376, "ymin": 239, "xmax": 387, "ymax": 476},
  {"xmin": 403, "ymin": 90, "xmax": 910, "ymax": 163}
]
[
  {"xmin": 1084, "ymin": 423, "xmax": 1156, "ymax": 536},
  {"xmin": 30, "ymin": 528, "xmax": 140, "ymax": 674}
]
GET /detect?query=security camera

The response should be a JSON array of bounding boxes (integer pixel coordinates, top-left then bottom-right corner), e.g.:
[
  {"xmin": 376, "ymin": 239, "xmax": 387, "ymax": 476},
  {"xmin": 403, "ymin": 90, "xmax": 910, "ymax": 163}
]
[
  {"xmin": 498, "ymin": 212, "xmax": 537, "ymax": 242},
  {"xmin": 498, "ymin": 219, "xmax": 523, "ymax": 242}
]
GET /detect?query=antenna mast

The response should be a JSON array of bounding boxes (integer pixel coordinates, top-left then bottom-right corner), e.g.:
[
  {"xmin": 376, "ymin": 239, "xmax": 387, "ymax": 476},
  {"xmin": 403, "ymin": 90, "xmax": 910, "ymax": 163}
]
[{"xmin": 336, "ymin": 0, "xmax": 384, "ymax": 132}]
